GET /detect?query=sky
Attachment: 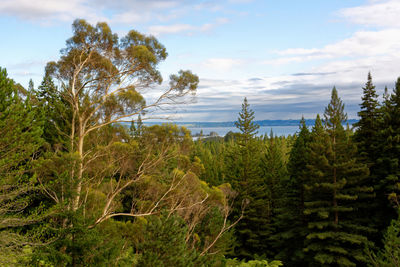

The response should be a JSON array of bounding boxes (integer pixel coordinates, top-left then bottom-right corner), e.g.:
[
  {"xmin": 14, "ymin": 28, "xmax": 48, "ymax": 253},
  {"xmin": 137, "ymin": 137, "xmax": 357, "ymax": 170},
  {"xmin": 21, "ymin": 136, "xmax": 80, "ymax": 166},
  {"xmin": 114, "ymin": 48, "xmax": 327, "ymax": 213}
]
[{"xmin": 1, "ymin": 0, "xmax": 400, "ymax": 121}]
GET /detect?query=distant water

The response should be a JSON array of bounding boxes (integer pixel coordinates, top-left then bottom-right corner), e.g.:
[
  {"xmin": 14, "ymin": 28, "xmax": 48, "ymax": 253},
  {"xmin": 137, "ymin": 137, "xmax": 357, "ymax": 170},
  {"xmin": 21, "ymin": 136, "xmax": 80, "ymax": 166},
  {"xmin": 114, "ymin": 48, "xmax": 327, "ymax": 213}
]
[{"xmin": 187, "ymin": 126, "xmax": 300, "ymax": 137}]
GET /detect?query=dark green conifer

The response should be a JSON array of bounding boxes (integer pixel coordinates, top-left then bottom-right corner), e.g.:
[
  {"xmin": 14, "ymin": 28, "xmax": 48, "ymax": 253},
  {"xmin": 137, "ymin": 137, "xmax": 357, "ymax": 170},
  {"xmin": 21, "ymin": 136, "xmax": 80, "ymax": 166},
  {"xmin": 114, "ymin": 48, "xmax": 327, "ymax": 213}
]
[
  {"xmin": 226, "ymin": 97, "xmax": 268, "ymax": 259},
  {"xmin": 353, "ymin": 72, "xmax": 380, "ymax": 162},
  {"xmin": 374, "ymin": 77, "xmax": 400, "ymax": 235},
  {"xmin": 36, "ymin": 73, "xmax": 71, "ymax": 150},
  {"xmin": 271, "ymin": 117, "xmax": 310, "ymax": 266},
  {"xmin": 193, "ymin": 139, "xmax": 226, "ymax": 186},
  {"xmin": 0, "ymin": 67, "xmax": 44, "ymax": 264},
  {"xmin": 261, "ymin": 132, "xmax": 290, "ymax": 260},
  {"xmin": 304, "ymin": 88, "xmax": 371, "ymax": 266},
  {"xmin": 352, "ymin": 73, "xmax": 381, "ymax": 244},
  {"xmin": 368, "ymin": 210, "xmax": 400, "ymax": 267},
  {"xmin": 136, "ymin": 214, "xmax": 199, "ymax": 267},
  {"xmin": 28, "ymin": 79, "xmax": 34, "ymax": 92}
]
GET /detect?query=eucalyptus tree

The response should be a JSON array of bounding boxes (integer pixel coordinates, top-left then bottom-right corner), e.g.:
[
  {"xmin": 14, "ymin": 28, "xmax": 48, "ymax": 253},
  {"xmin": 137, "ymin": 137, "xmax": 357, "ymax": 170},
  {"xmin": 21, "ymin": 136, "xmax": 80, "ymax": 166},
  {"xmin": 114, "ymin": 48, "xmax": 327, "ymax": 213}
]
[{"xmin": 35, "ymin": 18, "xmax": 200, "ymax": 239}]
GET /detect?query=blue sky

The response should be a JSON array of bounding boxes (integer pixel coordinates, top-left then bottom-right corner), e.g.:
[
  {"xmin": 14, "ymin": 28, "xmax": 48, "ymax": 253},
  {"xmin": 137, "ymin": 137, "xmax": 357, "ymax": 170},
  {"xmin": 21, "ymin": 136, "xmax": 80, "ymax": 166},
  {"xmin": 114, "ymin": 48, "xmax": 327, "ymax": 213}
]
[{"xmin": 1, "ymin": 0, "xmax": 400, "ymax": 121}]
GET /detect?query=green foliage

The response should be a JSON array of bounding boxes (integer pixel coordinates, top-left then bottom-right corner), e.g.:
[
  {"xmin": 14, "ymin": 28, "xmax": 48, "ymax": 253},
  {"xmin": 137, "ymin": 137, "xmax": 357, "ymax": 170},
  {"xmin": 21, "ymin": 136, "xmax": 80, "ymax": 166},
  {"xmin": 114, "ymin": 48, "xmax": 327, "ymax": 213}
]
[
  {"xmin": 193, "ymin": 138, "xmax": 226, "ymax": 186},
  {"xmin": 350, "ymin": 74, "xmax": 381, "ymax": 244},
  {"xmin": 226, "ymin": 98, "xmax": 269, "ymax": 259},
  {"xmin": 235, "ymin": 97, "xmax": 260, "ymax": 146},
  {"xmin": 36, "ymin": 73, "xmax": 71, "ymax": 150},
  {"xmin": 135, "ymin": 214, "xmax": 200, "ymax": 267},
  {"xmin": 303, "ymin": 88, "xmax": 372, "ymax": 266},
  {"xmin": 0, "ymin": 67, "xmax": 45, "ymax": 265},
  {"xmin": 270, "ymin": 118, "xmax": 310, "ymax": 265},
  {"xmin": 368, "ymin": 211, "xmax": 400, "ymax": 267},
  {"xmin": 27, "ymin": 19, "xmax": 203, "ymax": 266},
  {"xmin": 373, "ymin": 77, "xmax": 400, "ymax": 236},
  {"xmin": 4, "ymin": 29, "xmax": 400, "ymax": 267},
  {"xmin": 222, "ymin": 99, "xmax": 296, "ymax": 262},
  {"xmin": 260, "ymin": 133, "xmax": 289, "ymax": 259},
  {"xmin": 0, "ymin": 67, "xmax": 43, "ymax": 179},
  {"xmin": 353, "ymin": 72, "xmax": 380, "ymax": 164},
  {"xmin": 32, "ymin": 215, "xmax": 137, "ymax": 266},
  {"xmin": 226, "ymin": 258, "xmax": 283, "ymax": 267}
]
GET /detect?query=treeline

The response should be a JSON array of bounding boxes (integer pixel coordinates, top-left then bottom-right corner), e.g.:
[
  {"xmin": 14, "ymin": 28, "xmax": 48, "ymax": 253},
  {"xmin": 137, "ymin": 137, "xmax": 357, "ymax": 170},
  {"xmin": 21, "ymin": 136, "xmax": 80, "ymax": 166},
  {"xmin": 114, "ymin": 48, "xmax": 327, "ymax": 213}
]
[
  {"xmin": 194, "ymin": 74, "xmax": 400, "ymax": 266},
  {"xmin": 1, "ymin": 18, "xmax": 400, "ymax": 267}
]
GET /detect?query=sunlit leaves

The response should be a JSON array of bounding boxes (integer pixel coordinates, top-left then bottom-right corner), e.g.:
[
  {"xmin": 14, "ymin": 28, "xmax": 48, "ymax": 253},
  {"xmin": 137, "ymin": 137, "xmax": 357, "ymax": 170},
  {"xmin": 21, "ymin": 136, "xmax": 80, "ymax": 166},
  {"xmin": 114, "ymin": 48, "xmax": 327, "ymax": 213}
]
[{"xmin": 170, "ymin": 70, "xmax": 199, "ymax": 93}]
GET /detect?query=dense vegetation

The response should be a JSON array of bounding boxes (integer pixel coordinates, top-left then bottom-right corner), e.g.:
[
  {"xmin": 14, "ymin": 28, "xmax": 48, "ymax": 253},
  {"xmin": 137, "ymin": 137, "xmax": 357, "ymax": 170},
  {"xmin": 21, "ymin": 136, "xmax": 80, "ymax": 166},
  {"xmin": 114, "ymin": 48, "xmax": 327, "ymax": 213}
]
[{"xmin": 1, "ymin": 20, "xmax": 400, "ymax": 266}]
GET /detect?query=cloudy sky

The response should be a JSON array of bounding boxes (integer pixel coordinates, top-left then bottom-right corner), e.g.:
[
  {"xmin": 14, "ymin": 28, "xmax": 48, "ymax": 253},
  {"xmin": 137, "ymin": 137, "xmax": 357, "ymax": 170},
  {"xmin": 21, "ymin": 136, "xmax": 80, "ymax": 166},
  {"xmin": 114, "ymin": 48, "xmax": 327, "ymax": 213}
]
[{"xmin": 1, "ymin": 0, "xmax": 400, "ymax": 121}]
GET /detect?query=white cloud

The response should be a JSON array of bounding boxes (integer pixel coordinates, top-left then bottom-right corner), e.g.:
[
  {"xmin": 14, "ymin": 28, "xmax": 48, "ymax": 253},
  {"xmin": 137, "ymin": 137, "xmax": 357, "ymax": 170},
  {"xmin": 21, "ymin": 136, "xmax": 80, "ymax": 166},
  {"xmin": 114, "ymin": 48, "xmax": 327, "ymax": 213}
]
[
  {"xmin": 149, "ymin": 24, "xmax": 195, "ymax": 35},
  {"xmin": 0, "ymin": 0, "xmax": 232, "ymax": 28},
  {"xmin": 263, "ymin": 55, "xmax": 332, "ymax": 65},
  {"xmin": 0, "ymin": 0, "xmax": 233, "ymax": 38},
  {"xmin": 267, "ymin": 1, "xmax": 400, "ymax": 68},
  {"xmin": 339, "ymin": 0, "xmax": 400, "ymax": 28},
  {"xmin": 267, "ymin": 29, "xmax": 400, "ymax": 66},
  {"xmin": 172, "ymin": 62, "xmax": 397, "ymax": 121},
  {"xmin": 148, "ymin": 17, "xmax": 228, "ymax": 36},
  {"xmin": 202, "ymin": 58, "xmax": 244, "ymax": 72},
  {"xmin": 276, "ymin": 48, "xmax": 321, "ymax": 56},
  {"xmin": 0, "ymin": 0, "xmax": 108, "ymax": 23}
]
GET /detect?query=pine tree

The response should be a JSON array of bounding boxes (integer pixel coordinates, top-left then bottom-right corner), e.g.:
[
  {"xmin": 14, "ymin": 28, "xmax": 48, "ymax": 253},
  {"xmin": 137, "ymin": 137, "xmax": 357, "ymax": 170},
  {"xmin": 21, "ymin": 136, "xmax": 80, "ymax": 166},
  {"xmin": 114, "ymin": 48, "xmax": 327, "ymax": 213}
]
[
  {"xmin": 353, "ymin": 72, "xmax": 380, "ymax": 163},
  {"xmin": 0, "ymin": 66, "xmax": 43, "ymax": 187},
  {"xmin": 193, "ymin": 139, "xmax": 226, "ymax": 186},
  {"xmin": 303, "ymin": 88, "xmax": 371, "ymax": 266},
  {"xmin": 235, "ymin": 97, "xmax": 260, "ymax": 146},
  {"xmin": 261, "ymin": 132, "xmax": 290, "ymax": 260},
  {"xmin": 136, "ymin": 214, "xmax": 199, "ymax": 267},
  {"xmin": 0, "ymin": 67, "xmax": 44, "ymax": 265},
  {"xmin": 226, "ymin": 97, "xmax": 269, "ymax": 259},
  {"xmin": 368, "ymin": 210, "xmax": 400, "ymax": 267},
  {"xmin": 36, "ymin": 73, "xmax": 71, "ymax": 150},
  {"xmin": 129, "ymin": 114, "xmax": 144, "ymax": 137},
  {"xmin": 271, "ymin": 117, "xmax": 310, "ymax": 266},
  {"xmin": 227, "ymin": 97, "xmax": 260, "ymax": 192},
  {"xmin": 28, "ymin": 79, "xmax": 34, "ymax": 92},
  {"xmin": 352, "ymin": 73, "xmax": 382, "ymax": 244},
  {"xmin": 374, "ymin": 77, "xmax": 400, "ymax": 238}
]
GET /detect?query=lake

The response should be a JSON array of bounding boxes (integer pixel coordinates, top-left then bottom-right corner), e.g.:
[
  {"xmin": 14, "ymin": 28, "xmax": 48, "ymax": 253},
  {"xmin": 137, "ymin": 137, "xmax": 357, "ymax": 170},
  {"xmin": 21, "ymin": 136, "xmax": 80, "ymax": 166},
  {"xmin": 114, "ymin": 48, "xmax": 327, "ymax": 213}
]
[{"xmin": 187, "ymin": 126, "xmax": 301, "ymax": 137}]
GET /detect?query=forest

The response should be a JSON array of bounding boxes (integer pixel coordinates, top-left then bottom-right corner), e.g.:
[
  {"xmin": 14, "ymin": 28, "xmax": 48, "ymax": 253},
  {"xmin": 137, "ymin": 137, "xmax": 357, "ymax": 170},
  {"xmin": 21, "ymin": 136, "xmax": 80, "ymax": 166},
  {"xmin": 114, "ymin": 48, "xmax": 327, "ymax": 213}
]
[{"xmin": 1, "ymin": 19, "xmax": 400, "ymax": 267}]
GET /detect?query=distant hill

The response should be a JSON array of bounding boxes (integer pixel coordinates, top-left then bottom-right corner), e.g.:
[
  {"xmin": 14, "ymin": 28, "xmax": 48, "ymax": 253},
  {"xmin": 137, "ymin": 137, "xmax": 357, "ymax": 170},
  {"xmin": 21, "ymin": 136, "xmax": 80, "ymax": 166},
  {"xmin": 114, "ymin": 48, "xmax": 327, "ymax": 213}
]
[{"xmin": 142, "ymin": 119, "xmax": 358, "ymax": 128}]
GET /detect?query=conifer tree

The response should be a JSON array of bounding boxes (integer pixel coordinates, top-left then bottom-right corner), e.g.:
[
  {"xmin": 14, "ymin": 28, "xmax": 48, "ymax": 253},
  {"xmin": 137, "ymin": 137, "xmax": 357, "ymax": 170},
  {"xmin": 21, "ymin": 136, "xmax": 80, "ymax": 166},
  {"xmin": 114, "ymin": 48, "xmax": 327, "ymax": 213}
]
[
  {"xmin": 368, "ymin": 210, "xmax": 400, "ymax": 267},
  {"xmin": 271, "ymin": 117, "xmax": 310, "ymax": 265},
  {"xmin": 235, "ymin": 97, "xmax": 260, "ymax": 147},
  {"xmin": 0, "ymin": 67, "xmax": 44, "ymax": 264},
  {"xmin": 136, "ymin": 214, "xmax": 199, "ymax": 267},
  {"xmin": 374, "ymin": 77, "xmax": 400, "ymax": 234},
  {"xmin": 28, "ymin": 79, "xmax": 34, "ymax": 92},
  {"xmin": 261, "ymin": 132, "xmax": 289, "ymax": 259},
  {"xmin": 352, "ymin": 73, "xmax": 382, "ymax": 243},
  {"xmin": 36, "ymin": 73, "xmax": 71, "ymax": 150},
  {"xmin": 193, "ymin": 139, "xmax": 226, "ymax": 186},
  {"xmin": 226, "ymin": 97, "xmax": 260, "ymax": 192},
  {"xmin": 353, "ymin": 72, "xmax": 380, "ymax": 163},
  {"xmin": 226, "ymin": 97, "xmax": 268, "ymax": 259},
  {"xmin": 304, "ymin": 88, "xmax": 371, "ymax": 266}
]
